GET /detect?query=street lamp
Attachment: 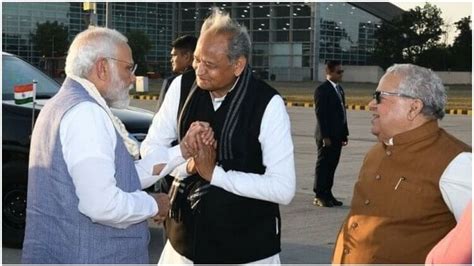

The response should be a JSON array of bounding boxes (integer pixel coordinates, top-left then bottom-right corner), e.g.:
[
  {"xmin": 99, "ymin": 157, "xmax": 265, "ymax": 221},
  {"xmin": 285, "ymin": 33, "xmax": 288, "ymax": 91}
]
[
  {"xmin": 51, "ymin": 35, "xmax": 54, "ymax": 57},
  {"xmin": 105, "ymin": 2, "xmax": 111, "ymax": 28}
]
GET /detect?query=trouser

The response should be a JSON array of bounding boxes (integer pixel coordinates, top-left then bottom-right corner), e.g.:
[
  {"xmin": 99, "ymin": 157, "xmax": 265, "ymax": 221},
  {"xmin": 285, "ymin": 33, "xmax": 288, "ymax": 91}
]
[{"xmin": 313, "ymin": 139, "xmax": 342, "ymax": 198}]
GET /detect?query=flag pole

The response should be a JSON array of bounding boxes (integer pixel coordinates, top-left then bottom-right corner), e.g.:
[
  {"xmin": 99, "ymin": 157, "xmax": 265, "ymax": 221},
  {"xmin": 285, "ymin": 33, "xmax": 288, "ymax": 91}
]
[{"xmin": 31, "ymin": 80, "xmax": 37, "ymax": 134}]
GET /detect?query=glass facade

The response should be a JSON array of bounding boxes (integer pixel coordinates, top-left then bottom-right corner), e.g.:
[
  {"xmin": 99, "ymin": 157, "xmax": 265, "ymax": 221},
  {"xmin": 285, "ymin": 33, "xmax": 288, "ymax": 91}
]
[
  {"xmin": 2, "ymin": 2, "xmax": 390, "ymax": 81},
  {"xmin": 2, "ymin": 2, "xmax": 174, "ymax": 75},
  {"xmin": 175, "ymin": 2, "xmax": 314, "ymax": 80},
  {"xmin": 317, "ymin": 2, "xmax": 382, "ymax": 66},
  {"xmin": 108, "ymin": 2, "xmax": 174, "ymax": 74},
  {"xmin": 3, "ymin": 3, "xmax": 71, "ymax": 62},
  {"xmin": 175, "ymin": 2, "xmax": 383, "ymax": 80}
]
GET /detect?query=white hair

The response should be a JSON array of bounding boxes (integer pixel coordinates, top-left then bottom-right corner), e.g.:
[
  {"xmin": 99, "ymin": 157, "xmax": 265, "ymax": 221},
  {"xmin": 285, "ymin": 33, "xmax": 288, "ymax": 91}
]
[
  {"xmin": 65, "ymin": 26, "xmax": 128, "ymax": 78},
  {"xmin": 201, "ymin": 7, "xmax": 251, "ymax": 62},
  {"xmin": 386, "ymin": 63, "xmax": 446, "ymax": 120}
]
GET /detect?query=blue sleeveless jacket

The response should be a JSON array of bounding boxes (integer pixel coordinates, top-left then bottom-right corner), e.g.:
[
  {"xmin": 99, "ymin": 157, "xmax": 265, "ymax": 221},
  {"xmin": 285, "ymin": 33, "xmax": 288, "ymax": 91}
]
[{"xmin": 22, "ymin": 78, "xmax": 149, "ymax": 263}]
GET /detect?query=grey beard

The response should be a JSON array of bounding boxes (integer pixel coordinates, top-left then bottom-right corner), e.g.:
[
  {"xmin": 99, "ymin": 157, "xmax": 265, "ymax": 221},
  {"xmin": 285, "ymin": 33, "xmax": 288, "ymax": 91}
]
[
  {"xmin": 107, "ymin": 96, "xmax": 130, "ymax": 109},
  {"xmin": 105, "ymin": 84, "xmax": 133, "ymax": 109}
]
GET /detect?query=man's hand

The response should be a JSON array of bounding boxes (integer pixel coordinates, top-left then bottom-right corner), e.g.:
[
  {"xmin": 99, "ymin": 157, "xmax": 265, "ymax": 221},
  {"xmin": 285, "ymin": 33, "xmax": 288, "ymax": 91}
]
[
  {"xmin": 151, "ymin": 193, "xmax": 170, "ymax": 224},
  {"xmin": 186, "ymin": 158, "xmax": 197, "ymax": 175},
  {"xmin": 152, "ymin": 163, "xmax": 166, "ymax": 175},
  {"xmin": 180, "ymin": 121, "xmax": 215, "ymax": 159},
  {"xmin": 194, "ymin": 135, "xmax": 217, "ymax": 182},
  {"xmin": 322, "ymin": 138, "xmax": 332, "ymax": 147}
]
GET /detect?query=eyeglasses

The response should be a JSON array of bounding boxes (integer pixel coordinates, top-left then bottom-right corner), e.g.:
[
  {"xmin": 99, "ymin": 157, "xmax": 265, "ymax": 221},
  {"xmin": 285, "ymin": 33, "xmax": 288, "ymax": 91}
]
[
  {"xmin": 106, "ymin": 57, "xmax": 137, "ymax": 75},
  {"xmin": 373, "ymin": 90, "xmax": 416, "ymax": 104}
]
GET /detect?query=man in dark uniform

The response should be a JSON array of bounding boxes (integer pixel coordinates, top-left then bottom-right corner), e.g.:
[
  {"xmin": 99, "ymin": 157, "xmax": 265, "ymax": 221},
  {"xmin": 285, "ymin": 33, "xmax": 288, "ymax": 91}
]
[
  {"xmin": 313, "ymin": 60, "xmax": 349, "ymax": 207},
  {"xmin": 156, "ymin": 35, "xmax": 197, "ymax": 111}
]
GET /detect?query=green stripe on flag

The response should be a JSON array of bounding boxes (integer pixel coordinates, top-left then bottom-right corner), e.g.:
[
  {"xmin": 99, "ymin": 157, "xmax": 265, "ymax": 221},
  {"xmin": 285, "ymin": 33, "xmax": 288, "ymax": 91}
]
[{"xmin": 15, "ymin": 97, "xmax": 33, "ymax": 105}]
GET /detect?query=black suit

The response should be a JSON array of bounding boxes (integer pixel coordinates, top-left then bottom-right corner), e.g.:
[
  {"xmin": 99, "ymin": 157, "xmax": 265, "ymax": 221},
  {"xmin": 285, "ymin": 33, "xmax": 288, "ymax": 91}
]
[
  {"xmin": 156, "ymin": 75, "xmax": 178, "ymax": 112},
  {"xmin": 313, "ymin": 80, "xmax": 349, "ymax": 200}
]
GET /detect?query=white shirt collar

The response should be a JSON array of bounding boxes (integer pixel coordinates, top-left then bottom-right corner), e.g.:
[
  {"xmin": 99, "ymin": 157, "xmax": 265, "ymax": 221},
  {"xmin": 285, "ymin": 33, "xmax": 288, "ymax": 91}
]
[
  {"xmin": 327, "ymin": 78, "xmax": 338, "ymax": 89},
  {"xmin": 385, "ymin": 138, "xmax": 394, "ymax": 146},
  {"xmin": 210, "ymin": 76, "xmax": 240, "ymax": 110}
]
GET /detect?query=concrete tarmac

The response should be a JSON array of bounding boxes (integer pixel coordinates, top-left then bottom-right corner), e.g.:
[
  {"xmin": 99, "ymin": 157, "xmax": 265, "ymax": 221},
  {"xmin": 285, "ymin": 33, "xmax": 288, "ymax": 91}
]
[{"xmin": 3, "ymin": 102, "xmax": 471, "ymax": 264}]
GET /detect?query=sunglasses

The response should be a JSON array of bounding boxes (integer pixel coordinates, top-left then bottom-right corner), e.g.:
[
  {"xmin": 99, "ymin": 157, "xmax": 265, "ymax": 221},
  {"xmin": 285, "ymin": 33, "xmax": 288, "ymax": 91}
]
[{"xmin": 373, "ymin": 90, "xmax": 416, "ymax": 104}]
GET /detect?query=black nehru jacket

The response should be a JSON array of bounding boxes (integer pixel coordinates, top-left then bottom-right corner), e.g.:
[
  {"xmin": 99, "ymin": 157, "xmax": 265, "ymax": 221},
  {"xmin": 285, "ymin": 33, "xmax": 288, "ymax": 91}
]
[{"xmin": 166, "ymin": 72, "xmax": 281, "ymax": 264}]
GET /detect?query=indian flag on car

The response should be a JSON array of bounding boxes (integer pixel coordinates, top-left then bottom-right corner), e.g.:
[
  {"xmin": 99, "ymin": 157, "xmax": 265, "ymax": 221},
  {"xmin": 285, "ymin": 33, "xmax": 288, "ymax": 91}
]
[{"xmin": 14, "ymin": 83, "xmax": 35, "ymax": 104}]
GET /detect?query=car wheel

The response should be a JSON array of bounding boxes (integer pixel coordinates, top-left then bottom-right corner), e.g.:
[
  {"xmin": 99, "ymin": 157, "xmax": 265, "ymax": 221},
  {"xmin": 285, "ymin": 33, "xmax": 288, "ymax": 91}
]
[{"xmin": 2, "ymin": 161, "xmax": 28, "ymax": 249}]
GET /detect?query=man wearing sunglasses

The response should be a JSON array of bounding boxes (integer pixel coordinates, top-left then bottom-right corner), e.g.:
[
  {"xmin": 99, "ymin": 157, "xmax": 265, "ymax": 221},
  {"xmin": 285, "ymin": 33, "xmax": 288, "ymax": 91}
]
[
  {"xmin": 333, "ymin": 64, "xmax": 471, "ymax": 263},
  {"xmin": 313, "ymin": 60, "xmax": 349, "ymax": 207}
]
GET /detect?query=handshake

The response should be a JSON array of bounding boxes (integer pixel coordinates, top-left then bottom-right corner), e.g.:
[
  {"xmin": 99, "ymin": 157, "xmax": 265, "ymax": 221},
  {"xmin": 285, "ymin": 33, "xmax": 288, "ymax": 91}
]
[
  {"xmin": 180, "ymin": 121, "xmax": 218, "ymax": 181},
  {"xmin": 152, "ymin": 121, "xmax": 217, "ymax": 223}
]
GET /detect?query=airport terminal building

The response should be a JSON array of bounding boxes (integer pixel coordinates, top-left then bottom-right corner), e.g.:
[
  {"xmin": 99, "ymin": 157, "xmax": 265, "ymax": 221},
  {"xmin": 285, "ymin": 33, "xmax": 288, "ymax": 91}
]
[{"xmin": 2, "ymin": 2, "xmax": 403, "ymax": 81}]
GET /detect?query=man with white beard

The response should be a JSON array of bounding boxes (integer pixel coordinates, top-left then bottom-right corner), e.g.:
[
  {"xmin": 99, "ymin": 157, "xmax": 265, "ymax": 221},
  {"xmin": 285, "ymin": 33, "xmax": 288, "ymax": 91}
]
[{"xmin": 22, "ymin": 26, "xmax": 213, "ymax": 263}]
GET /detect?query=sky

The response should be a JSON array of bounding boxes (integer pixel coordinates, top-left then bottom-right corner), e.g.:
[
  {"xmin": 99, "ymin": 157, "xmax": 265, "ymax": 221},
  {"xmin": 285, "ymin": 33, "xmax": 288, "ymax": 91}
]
[{"xmin": 393, "ymin": 2, "xmax": 472, "ymax": 45}]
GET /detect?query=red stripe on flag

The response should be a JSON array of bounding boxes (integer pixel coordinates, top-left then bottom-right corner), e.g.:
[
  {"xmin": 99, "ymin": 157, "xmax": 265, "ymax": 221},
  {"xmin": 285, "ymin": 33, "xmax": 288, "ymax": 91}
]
[{"xmin": 14, "ymin": 83, "xmax": 34, "ymax": 93}]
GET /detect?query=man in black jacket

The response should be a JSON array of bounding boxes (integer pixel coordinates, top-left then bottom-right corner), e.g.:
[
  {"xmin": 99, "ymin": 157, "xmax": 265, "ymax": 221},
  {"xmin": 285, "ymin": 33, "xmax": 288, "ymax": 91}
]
[
  {"xmin": 156, "ymin": 35, "xmax": 197, "ymax": 111},
  {"xmin": 313, "ymin": 60, "xmax": 349, "ymax": 207},
  {"xmin": 141, "ymin": 8, "xmax": 295, "ymax": 264}
]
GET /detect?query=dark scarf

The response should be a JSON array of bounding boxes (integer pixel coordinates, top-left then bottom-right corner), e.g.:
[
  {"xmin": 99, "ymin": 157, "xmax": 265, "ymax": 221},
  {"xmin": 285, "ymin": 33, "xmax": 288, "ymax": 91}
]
[
  {"xmin": 166, "ymin": 66, "xmax": 282, "ymax": 263},
  {"xmin": 178, "ymin": 65, "xmax": 253, "ymax": 160}
]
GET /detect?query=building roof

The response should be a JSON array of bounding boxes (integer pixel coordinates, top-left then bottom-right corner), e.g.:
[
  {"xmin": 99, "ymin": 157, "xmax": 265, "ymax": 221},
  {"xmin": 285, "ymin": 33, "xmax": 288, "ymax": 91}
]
[{"xmin": 348, "ymin": 2, "xmax": 404, "ymax": 22}]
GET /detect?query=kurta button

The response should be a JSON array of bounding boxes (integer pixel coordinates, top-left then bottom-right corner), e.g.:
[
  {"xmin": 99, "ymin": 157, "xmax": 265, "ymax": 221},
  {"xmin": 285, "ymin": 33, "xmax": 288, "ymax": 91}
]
[
  {"xmin": 375, "ymin": 174, "xmax": 381, "ymax": 180},
  {"xmin": 344, "ymin": 247, "xmax": 350, "ymax": 254},
  {"xmin": 351, "ymin": 222, "xmax": 358, "ymax": 229},
  {"xmin": 364, "ymin": 199, "xmax": 370, "ymax": 205},
  {"xmin": 386, "ymin": 150, "xmax": 392, "ymax": 156}
]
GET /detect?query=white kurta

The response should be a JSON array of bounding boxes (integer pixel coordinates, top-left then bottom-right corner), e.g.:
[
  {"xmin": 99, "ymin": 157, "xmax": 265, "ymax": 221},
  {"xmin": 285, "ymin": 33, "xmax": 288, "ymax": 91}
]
[{"xmin": 141, "ymin": 75, "xmax": 296, "ymax": 264}]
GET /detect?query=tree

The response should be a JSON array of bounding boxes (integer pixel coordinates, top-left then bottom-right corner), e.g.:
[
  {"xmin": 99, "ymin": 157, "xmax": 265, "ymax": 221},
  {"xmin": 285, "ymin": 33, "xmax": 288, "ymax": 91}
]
[
  {"xmin": 372, "ymin": 3, "xmax": 444, "ymax": 69},
  {"xmin": 371, "ymin": 18, "xmax": 407, "ymax": 69},
  {"xmin": 403, "ymin": 4, "xmax": 444, "ymax": 61},
  {"xmin": 451, "ymin": 16, "xmax": 471, "ymax": 70},
  {"xmin": 452, "ymin": 16, "xmax": 471, "ymax": 48},
  {"xmin": 416, "ymin": 44, "xmax": 450, "ymax": 71},
  {"xmin": 125, "ymin": 30, "xmax": 152, "ymax": 76},
  {"xmin": 30, "ymin": 21, "xmax": 69, "ymax": 57}
]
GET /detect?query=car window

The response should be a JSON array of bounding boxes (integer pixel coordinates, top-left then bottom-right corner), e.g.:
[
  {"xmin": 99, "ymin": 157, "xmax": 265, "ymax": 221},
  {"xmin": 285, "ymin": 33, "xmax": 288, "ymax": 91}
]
[{"xmin": 2, "ymin": 55, "xmax": 60, "ymax": 100}]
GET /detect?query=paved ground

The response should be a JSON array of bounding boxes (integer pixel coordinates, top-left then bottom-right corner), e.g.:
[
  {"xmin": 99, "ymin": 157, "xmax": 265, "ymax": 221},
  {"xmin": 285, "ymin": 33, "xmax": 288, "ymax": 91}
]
[
  {"xmin": 3, "ymin": 102, "xmax": 471, "ymax": 264},
  {"xmin": 135, "ymin": 78, "xmax": 472, "ymax": 111}
]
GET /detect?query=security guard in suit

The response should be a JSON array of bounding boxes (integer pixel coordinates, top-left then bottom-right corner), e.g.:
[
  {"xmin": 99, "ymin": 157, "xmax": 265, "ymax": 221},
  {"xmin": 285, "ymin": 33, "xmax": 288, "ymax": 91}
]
[{"xmin": 313, "ymin": 60, "xmax": 349, "ymax": 207}]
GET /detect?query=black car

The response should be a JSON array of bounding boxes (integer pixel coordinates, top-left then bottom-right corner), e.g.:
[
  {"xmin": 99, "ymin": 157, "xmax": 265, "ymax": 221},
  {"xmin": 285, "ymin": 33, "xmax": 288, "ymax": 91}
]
[{"xmin": 2, "ymin": 52, "xmax": 154, "ymax": 248}]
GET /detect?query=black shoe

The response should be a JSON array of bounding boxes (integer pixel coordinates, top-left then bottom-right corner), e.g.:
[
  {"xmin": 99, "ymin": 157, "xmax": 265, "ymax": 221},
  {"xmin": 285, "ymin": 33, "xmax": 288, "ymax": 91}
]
[
  {"xmin": 330, "ymin": 197, "xmax": 343, "ymax": 206},
  {"xmin": 313, "ymin": 197, "xmax": 334, "ymax": 207}
]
